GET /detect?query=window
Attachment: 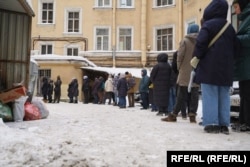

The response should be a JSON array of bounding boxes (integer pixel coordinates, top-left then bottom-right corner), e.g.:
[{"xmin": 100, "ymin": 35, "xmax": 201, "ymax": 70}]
[
  {"xmin": 118, "ymin": 28, "xmax": 132, "ymax": 51},
  {"xmin": 118, "ymin": 0, "xmax": 133, "ymax": 8},
  {"xmin": 156, "ymin": 27, "xmax": 173, "ymax": 51},
  {"xmin": 39, "ymin": 0, "xmax": 54, "ymax": 24},
  {"xmin": 67, "ymin": 12, "xmax": 80, "ymax": 32},
  {"xmin": 95, "ymin": 28, "xmax": 109, "ymax": 50},
  {"xmin": 41, "ymin": 44, "xmax": 53, "ymax": 54},
  {"xmin": 156, "ymin": 0, "xmax": 173, "ymax": 7},
  {"xmin": 97, "ymin": 0, "xmax": 111, "ymax": 7},
  {"xmin": 67, "ymin": 48, "xmax": 79, "ymax": 56}
]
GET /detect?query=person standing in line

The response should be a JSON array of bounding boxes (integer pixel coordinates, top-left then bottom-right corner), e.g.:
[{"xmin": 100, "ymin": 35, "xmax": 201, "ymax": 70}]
[
  {"xmin": 82, "ymin": 75, "xmax": 90, "ymax": 104},
  {"xmin": 190, "ymin": 0, "xmax": 239, "ymax": 134},
  {"xmin": 68, "ymin": 78, "xmax": 79, "ymax": 103},
  {"xmin": 103, "ymin": 74, "xmax": 114, "ymax": 105},
  {"xmin": 232, "ymin": 0, "xmax": 250, "ymax": 131},
  {"xmin": 171, "ymin": 51, "xmax": 188, "ymax": 119},
  {"xmin": 112, "ymin": 74, "xmax": 120, "ymax": 106},
  {"xmin": 97, "ymin": 76, "xmax": 105, "ymax": 104},
  {"xmin": 162, "ymin": 24, "xmax": 200, "ymax": 123},
  {"xmin": 41, "ymin": 76, "xmax": 49, "ymax": 103},
  {"xmin": 139, "ymin": 69, "xmax": 150, "ymax": 110},
  {"xmin": 167, "ymin": 60, "xmax": 177, "ymax": 115},
  {"xmin": 92, "ymin": 77, "xmax": 100, "ymax": 104},
  {"xmin": 54, "ymin": 75, "xmax": 62, "ymax": 103},
  {"xmin": 47, "ymin": 79, "xmax": 54, "ymax": 103},
  {"xmin": 150, "ymin": 53, "xmax": 172, "ymax": 116},
  {"xmin": 117, "ymin": 73, "xmax": 128, "ymax": 108},
  {"xmin": 127, "ymin": 73, "xmax": 136, "ymax": 107},
  {"xmin": 148, "ymin": 80, "xmax": 158, "ymax": 112}
]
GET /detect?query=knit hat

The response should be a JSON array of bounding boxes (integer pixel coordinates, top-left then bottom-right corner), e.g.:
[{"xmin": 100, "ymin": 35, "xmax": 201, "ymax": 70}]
[
  {"xmin": 232, "ymin": 0, "xmax": 249, "ymax": 11},
  {"xmin": 187, "ymin": 24, "xmax": 199, "ymax": 34},
  {"xmin": 83, "ymin": 75, "xmax": 88, "ymax": 79}
]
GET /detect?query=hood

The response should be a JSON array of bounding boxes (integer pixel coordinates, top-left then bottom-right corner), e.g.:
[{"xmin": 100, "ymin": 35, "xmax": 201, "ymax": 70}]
[
  {"xmin": 141, "ymin": 69, "xmax": 147, "ymax": 76},
  {"xmin": 185, "ymin": 33, "xmax": 198, "ymax": 43},
  {"xmin": 157, "ymin": 53, "xmax": 168, "ymax": 63},
  {"xmin": 203, "ymin": 0, "xmax": 228, "ymax": 21}
]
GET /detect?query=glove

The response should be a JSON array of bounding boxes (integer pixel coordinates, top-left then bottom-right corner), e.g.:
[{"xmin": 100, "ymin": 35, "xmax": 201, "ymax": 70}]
[{"xmin": 190, "ymin": 57, "xmax": 200, "ymax": 69}]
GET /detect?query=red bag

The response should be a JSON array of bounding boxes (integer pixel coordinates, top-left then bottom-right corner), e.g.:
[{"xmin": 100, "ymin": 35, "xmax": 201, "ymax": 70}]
[{"xmin": 24, "ymin": 102, "xmax": 41, "ymax": 121}]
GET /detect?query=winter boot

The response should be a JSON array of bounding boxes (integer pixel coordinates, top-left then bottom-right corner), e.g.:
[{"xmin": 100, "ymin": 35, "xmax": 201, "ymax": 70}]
[
  {"xmin": 188, "ymin": 113, "xmax": 197, "ymax": 123},
  {"xmin": 161, "ymin": 113, "xmax": 177, "ymax": 122},
  {"xmin": 189, "ymin": 116, "xmax": 196, "ymax": 123}
]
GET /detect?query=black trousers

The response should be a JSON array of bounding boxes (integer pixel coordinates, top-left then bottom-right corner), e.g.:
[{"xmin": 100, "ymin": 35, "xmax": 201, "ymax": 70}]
[{"xmin": 239, "ymin": 80, "xmax": 250, "ymax": 126}]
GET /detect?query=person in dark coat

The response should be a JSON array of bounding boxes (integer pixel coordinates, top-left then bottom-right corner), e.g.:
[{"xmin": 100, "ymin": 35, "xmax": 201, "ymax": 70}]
[
  {"xmin": 68, "ymin": 78, "xmax": 79, "ymax": 103},
  {"xmin": 150, "ymin": 53, "xmax": 172, "ymax": 116},
  {"xmin": 232, "ymin": 0, "xmax": 250, "ymax": 132},
  {"xmin": 190, "ymin": 0, "xmax": 239, "ymax": 134},
  {"xmin": 82, "ymin": 75, "xmax": 90, "ymax": 104},
  {"xmin": 92, "ymin": 77, "xmax": 100, "ymax": 104},
  {"xmin": 117, "ymin": 73, "xmax": 128, "ymax": 108},
  {"xmin": 53, "ymin": 75, "xmax": 62, "ymax": 103},
  {"xmin": 41, "ymin": 76, "xmax": 49, "ymax": 102},
  {"xmin": 139, "ymin": 69, "xmax": 150, "ymax": 110},
  {"xmin": 47, "ymin": 79, "xmax": 54, "ymax": 103}
]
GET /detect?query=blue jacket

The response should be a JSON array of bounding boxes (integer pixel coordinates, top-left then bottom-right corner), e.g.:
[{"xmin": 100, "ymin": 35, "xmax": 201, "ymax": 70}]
[{"xmin": 193, "ymin": 0, "xmax": 239, "ymax": 86}]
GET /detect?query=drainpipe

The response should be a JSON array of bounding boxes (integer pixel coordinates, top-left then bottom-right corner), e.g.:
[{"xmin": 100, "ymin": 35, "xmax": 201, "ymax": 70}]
[
  {"xmin": 141, "ymin": 0, "xmax": 147, "ymax": 67},
  {"xmin": 112, "ymin": 0, "xmax": 117, "ymax": 67}
]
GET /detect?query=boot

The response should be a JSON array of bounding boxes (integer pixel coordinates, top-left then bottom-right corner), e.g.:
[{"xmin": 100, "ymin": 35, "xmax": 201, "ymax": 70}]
[
  {"xmin": 189, "ymin": 116, "xmax": 196, "ymax": 123},
  {"xmin": 161, "ymin": 113, "xmax": 177, "ymax": 122},
  {"xmin": 188, "ymin": 112, "xmax": 197, "ymax": 123}
]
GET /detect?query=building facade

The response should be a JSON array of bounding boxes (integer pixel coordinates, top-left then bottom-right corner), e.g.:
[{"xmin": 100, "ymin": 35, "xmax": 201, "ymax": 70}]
[{"xmin": 29, "ymin": 0, "xmax": 236, "ymax": 101}]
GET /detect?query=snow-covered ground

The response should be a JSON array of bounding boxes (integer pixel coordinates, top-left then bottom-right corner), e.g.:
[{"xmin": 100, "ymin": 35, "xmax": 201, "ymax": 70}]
[{"xmin": 1, "ymin": 99, "xmax": 250, "ymax": 167}]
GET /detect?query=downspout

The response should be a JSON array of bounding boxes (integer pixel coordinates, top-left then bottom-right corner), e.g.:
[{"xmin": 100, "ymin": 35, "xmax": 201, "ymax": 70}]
[
  {"xmin": 141, "ymin": 0, "xmax": 147, "ymax": 67},
  {"xmin": 112, "ymin": 0, "xmax": 117, "ymax": 67},
  {"xmin": 179, "ymin": 0, "xmax": 184, "ymax": 40}
]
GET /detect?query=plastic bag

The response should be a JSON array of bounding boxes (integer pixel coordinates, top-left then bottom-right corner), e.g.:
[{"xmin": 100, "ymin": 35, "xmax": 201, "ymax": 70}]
[
  {"xmin": 0, "ymin": 102, "xmax": 13, "ymax": 122},
  {"xmin": 12, "ymin": 96, "xmax": 28, "ymax": 122},
  {"xmin": 32, "ymin": 97, "xmax": 49, "ymax": 119},
  {"xmin": 24, "ymin": 102, "xmax": 41, "ymax": 121}
]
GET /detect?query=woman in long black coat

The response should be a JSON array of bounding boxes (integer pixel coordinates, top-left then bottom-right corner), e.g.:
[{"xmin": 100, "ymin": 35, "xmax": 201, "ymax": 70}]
[{"xmin": 150, "ymin": 53, "xmax": 172, "ymax": 116}]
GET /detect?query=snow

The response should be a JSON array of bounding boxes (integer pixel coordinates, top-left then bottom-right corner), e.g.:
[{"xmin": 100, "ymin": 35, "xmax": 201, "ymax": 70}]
[{"xmin": 1, "ymin": 99, "xmax": 250, "ymax": 167}]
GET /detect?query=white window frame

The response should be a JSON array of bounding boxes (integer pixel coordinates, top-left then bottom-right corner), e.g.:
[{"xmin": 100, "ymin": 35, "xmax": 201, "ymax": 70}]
[
  {"xmin": 153, "ymin": 0, "xmax": 175, "ymax": 8},
  {"xmin": 154, "ymin": 25, "xmax": 175, "ymax": 51},
  {"xmin": 94, "ymin": 26, "xmax": 111, "ymax": 51},
  {"xmin": 40, "ymin": 42, "xmax": 54, "ymax": 54},
  {"xmin": 117, "ymin": 26, "xmax": 133, "ymax": 51},
  {"xmin": 95, "ymin": 0, "xmax": 112, "ymax": 8},
  {"xmin": 38, "ymin": 0, "xmax": 56, "ymax": 24},
  {"xmin": 65, "ymin": 45, "xmax": 80, "ymax": 56},
  {"xmin": 64, "ymin": 8, "xmax": 82, "ymax": 35},
  {"xmin": 118, "ymin": 0, "xmax": 134, "ymax": 8}
]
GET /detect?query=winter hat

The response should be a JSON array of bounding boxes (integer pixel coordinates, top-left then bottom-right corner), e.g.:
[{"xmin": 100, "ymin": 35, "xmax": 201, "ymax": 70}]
[
  {"xmin": 232, "ymin": 0, "xmax": 249, "ymax": 11},
  {"xmin": 83, "ymin": 75, "xmax": 88, "ymax": 79},
  {"xmin": 187, "ymin": 24, "xmax": 199, "ymax": 34}
]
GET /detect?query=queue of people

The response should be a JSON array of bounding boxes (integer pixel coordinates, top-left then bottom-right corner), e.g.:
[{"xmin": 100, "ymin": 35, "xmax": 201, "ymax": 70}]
[{"xmin": 39, "ymin": 0, "xmax": 250, "ymax": 135}]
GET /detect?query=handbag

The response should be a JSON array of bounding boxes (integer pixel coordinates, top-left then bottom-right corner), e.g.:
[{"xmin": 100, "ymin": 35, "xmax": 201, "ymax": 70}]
[{"xmin": 190, "ymin": 21, "xmax": 230, "ymax": 68}]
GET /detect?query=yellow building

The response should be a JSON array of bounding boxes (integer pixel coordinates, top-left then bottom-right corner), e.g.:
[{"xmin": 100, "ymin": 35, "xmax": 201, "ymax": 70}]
[{"xmin": 29, "ymin": 0, "xmax": 235, "ymax": 101}]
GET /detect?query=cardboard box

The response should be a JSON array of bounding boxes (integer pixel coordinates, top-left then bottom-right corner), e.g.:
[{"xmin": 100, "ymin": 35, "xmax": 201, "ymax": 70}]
[{"xmin": 0, "ymin": 86, "xmax": 26, "ymax": 104}]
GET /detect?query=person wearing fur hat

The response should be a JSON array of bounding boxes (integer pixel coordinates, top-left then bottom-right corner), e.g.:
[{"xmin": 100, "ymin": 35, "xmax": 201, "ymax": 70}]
[
  {"xmin": 232, "ymin": 0, "xmax": 250, "ymax": 132},
  {"xmin": 190, "ymin": 0, "xmax": 239, "ymax": 134},
  {"xmin": 162, "ymin": 24, "xmax": 200, "ymax": 123}
]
